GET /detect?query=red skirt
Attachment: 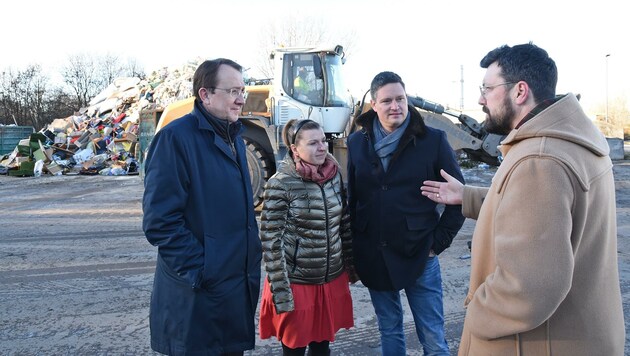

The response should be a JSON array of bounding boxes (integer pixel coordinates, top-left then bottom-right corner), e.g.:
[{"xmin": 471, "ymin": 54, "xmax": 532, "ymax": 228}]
[{"xmin": 259, "ymin": 271, "xmax": 354, "ymax": 348}]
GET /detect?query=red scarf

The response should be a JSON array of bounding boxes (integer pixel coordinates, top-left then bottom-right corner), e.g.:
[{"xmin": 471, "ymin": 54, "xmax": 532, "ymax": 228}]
[{"xmin": 295, "ymin": 155, "xmax": 338, "ymax": 184}]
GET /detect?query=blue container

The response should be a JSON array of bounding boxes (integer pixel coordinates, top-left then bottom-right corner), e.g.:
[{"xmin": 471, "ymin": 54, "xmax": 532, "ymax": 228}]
[
  {"xmin": 0, "ymin": 126, "xmax": 35, "ymax": 155},
  {"xmin": 137, "ymin": 109, "xmax": 161, "ymax": 163}
]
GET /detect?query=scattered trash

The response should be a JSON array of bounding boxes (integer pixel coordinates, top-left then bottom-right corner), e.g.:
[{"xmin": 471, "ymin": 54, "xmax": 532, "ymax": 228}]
[
  {"xmin": 0, "ymin": 59, "xmax": 204, "ymax": 178},
  {"xmin": 33, "ymin": 160, "xmax": 44, "ymax": 177}
]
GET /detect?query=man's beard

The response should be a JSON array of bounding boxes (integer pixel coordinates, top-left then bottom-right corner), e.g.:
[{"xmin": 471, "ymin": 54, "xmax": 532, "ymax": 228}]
[{"xmin": 482, "ymin": 96, "xmax": 515, "ymax": 135}]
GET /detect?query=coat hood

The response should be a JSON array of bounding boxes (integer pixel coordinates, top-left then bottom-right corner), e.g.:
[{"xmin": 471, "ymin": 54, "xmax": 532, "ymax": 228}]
[
  {"xmin": 497, "ymin": 93, "xmax": 611, "ymax": 193},
  {"xmin": 501, "ymin": 93, "xmax": 609, "ymax": 158}
]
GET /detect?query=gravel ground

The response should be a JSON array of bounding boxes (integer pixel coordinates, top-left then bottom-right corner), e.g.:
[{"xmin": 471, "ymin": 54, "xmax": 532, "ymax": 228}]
[{"xmin": 0, "ymin": 161, "xmax": 628, "ymax": 355}]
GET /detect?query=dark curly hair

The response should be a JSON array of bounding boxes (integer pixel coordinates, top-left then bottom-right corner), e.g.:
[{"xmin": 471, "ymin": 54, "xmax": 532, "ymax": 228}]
[{"xmin": 480, "ymin": 42, "xmax": 557, "ymax": 103}]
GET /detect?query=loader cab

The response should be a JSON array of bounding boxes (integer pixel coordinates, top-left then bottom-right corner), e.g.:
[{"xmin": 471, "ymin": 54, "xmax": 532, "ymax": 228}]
[
  {"xmin": 272, "ymin": 45, "xmax": 353, "ymax": 134},
  {"xmin": 282, "ymin": 48, "xmax": 352, "ymax": 109}
]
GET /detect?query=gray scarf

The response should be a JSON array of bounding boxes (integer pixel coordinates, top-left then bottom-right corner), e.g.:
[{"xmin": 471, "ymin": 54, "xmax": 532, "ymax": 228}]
[{"xmin": 372, "ymin": 112, "xmax": 410, "ymax": 172}]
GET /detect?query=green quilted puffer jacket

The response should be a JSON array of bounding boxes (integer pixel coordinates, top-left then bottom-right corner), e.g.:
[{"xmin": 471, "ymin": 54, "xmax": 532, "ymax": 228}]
[{"xmin": 260, "ymin": 154, "xmax": 353, "ymax": 313}]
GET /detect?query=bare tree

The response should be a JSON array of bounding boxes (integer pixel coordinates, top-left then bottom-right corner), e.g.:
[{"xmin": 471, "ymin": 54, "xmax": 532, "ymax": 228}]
[
  {"xmin": 0, "ymin": 69, "xmax": 22, "ymax": 125},
  {"xmin": 124, "ymin": 57, "xmax": 146, "ymax": 80},
  {"xmin": 99, "ymin": 53, "xmax": 125, "ymax": 87},
  {"xmin": 61, "ymin": 53, "xmax": 106, "ymax": 110},
  {"xmin": 594, "ymin": 95, "xmax": 630, "ymax": 138},
  {"xmin": 29, "ymin": 68, "xmax": 47, "ymax": 129},
  {"xmin": 100, "ymin": 54, "xmax": 146, "ymax": 81},
  {"xmin": 0, "ymin": 54, "xmax": 147, "ymax": 130},
  {"xmin": 0, "ymin": 64, "xmax": 50, "ymax": 128},
  {"xmin": 45, "ymin": 87, "xmax": 77, "ymax": 119},
  {"xmin": 61, "ymin": 53, "xmax": 148, "ymax": 111},
  {"xmin": 254, "ymin": 14, "xmax": 357, "ymax": 79}
]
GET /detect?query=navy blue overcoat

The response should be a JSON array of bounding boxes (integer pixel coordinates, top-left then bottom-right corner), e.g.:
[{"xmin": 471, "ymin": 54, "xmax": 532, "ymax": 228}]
[
  {"xmin": 142, "ymin": 103, "xmax": 262, "ymax": 354},
  {"xmin": 347, "ymin": 106, "xmax": 465, "ymax": 291}
]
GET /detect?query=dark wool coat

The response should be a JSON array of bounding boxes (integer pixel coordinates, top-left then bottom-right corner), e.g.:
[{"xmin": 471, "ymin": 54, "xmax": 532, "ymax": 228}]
[
  {"xmin": 347, "ymin": 105, "xmax": 465, "ymax": 291},
  {"xmin": 142, "ymin": 103, "xmax": 262, "ymax": 355}
]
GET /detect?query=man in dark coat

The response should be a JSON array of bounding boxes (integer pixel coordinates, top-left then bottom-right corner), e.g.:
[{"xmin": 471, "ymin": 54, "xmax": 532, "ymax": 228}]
[
  {"xmin": 142, "ymin": 58, "xmax": 262, "ymax": 355},
  {"xmin": 347, "ymin": 71, "xmax": 465, "ymax": 355}
]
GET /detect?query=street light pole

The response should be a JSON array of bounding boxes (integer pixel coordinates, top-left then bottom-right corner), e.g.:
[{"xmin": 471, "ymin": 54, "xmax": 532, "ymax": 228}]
[
  {"xmin": 606, "ymin": 54, "xmax": 610, "ymax": 123},
  {"xmin": 460, "ymin": 64, "xmax": 464, "ymax": 110}
]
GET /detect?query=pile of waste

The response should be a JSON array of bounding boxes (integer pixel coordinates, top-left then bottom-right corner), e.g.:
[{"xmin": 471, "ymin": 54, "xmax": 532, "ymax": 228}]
[{"xmin": 0, "ymin": 59, "xmax": 203, "ymax": 177}]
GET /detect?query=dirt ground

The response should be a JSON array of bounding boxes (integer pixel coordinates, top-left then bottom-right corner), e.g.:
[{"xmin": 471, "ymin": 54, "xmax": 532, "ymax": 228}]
[{"xmin": 0, "ymin": 161, "xmax": 628, "ymax": 355}]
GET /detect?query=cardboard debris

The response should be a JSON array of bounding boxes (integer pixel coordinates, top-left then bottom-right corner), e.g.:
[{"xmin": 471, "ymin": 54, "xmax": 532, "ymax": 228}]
[{"xmin": 0, "ymin": 58, "xmax": 204, "ymax": 177}]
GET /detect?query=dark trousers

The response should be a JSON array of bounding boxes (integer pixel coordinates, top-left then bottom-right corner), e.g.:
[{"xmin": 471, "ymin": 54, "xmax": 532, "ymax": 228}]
[{"xmin": 282, "ymin": 341, "xmax": 331, "ymax": 356}]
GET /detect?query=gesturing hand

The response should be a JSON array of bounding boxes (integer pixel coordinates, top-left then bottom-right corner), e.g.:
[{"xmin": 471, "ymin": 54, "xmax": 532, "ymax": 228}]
[{"xmin": 420, "ymin": 169, "xmax": 464, "ymax": 205}]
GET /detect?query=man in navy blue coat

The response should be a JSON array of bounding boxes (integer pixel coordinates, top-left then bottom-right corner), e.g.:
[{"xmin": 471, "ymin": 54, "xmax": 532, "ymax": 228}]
[
  {"xmin": 347, "ymin": 71, "xmax": 465, "ymax": 355},
  {"xmin": 142, "ymin": 58, "xmax": 262, "ymax": 355}
]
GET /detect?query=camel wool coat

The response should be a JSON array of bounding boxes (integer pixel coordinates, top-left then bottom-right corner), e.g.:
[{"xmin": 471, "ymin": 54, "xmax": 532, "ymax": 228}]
[{"xmin": 458, "ymin": 94, "xmax": 625, "ymax": 356}]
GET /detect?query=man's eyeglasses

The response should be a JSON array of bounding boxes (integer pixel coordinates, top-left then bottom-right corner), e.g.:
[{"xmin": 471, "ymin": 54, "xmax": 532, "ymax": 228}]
[
  {"xmin": 209, "ymin": 87, "xmax": 247, "ymax": 99},
  {"xmin": 479, "ymin": 82, "xmax": 516, "ymax": 96}
]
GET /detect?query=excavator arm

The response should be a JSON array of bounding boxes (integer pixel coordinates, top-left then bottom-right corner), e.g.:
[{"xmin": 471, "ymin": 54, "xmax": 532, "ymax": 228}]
[{"xmin": 408, "ymin": 96, "xmax": 504, "ymax": 166}]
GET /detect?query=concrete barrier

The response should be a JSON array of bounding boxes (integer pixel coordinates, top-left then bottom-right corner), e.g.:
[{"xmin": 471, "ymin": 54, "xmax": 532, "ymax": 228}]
[{"xmin": 607, "ymin": 137, "xmax": 625, "ymax": 160}]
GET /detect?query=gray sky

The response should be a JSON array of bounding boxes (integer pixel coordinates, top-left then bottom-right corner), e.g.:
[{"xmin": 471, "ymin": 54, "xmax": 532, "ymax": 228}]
[{"xmin": 2, "ymin": 0, "xmax": 627, "ymax": 118}]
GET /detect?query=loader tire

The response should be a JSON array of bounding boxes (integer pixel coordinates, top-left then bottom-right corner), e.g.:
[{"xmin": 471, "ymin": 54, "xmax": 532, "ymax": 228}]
[{"xmin": 244, "ymin": 139, "xmax": 273, "ymax": 208}]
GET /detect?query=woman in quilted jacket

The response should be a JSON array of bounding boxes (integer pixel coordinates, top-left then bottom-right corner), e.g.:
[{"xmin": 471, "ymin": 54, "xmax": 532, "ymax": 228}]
[{"xmin": 258, "ymin": 119, "xmax": 356, "ymax": 356}]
